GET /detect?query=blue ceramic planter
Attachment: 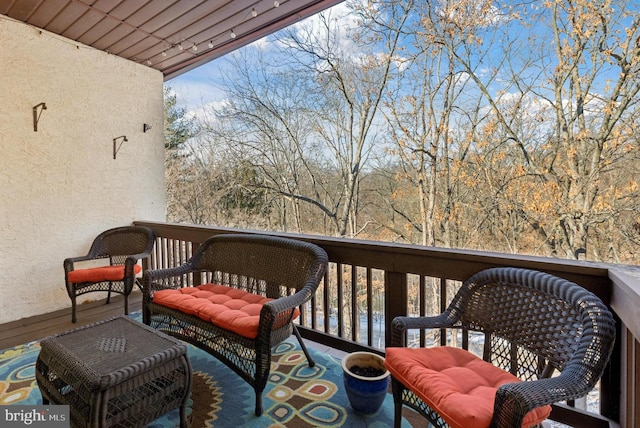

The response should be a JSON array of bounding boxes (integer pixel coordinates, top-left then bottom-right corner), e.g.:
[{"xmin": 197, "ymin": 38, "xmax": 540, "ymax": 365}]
[{"xmin": 342, "ymin": 351, "xmax": 390, "ymax": 415}]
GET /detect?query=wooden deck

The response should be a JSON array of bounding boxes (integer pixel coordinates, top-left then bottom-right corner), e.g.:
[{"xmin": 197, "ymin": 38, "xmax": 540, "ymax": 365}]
[{"xmin": 0, "ymin": 292, "xmax": 144, "ymax": 350}]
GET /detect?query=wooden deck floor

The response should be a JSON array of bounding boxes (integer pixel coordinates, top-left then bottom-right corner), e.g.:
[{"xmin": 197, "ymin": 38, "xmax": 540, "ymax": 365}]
[
  {"xmin": 0, "ymin": 292, "xmax": 144, "ymax": 350},
  {"xmin": 0, "ymin": 291, "xmax": 347, "ymax": 361}
]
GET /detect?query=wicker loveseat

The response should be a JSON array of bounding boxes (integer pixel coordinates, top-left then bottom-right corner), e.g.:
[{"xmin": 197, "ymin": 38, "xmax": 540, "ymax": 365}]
[
  {"xmin": 385, "ymin": 267, "xmax": 616, "ymax": 428},
  {"xmin": 141, "ymin": 233, "xmax": 328, "ymax": 416}
]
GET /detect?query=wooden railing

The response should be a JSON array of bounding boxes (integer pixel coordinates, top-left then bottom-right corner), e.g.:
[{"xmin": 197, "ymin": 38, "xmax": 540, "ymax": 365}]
[{"xmin": 135, "ymin": 221, "xmax": 640, "ymax": 428}]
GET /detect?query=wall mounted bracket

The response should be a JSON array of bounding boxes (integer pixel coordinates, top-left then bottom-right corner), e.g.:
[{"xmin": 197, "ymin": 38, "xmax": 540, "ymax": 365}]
[
  {"xmin": 33, "ymin": 102, "xmax": 47, "ymax": 132},
  {"xmin": 113, "ymin": 135, "xmax": 128, "ymax": 159}
]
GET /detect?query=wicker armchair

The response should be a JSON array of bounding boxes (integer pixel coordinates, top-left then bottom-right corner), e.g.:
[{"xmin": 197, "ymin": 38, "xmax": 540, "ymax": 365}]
[
  {"xmin": 64, "ymin": 226, "xmax": 156, "ymax": 323},
  {"xmin": 385, "ymin": 267, "xmax": 615, "ymax": 428},
  {"xmin": 141, "ymin": 233, "xmax": 328, "ymax": 416}
]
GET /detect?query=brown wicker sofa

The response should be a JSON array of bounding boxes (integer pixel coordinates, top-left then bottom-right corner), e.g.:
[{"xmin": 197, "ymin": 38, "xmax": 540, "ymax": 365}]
[
  {"xmin": 141, "ymin": 233, "xmax": 328, "ymax": 416},
  {"xmin": 385, "ymin": 267, "xmax": 616, "ymax": 428}
]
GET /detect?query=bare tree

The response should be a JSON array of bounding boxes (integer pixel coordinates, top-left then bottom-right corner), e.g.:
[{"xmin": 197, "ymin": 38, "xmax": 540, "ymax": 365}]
[
  {"xmin": 432, "ymin": 0, "xmax": 640, "ymax": 259},
  {"xmin": 275, "ymin": 5, "xmax": 410, "ymax": 237},
  {"xmin": 198, "ymin": 5, "xmax": 410, "ymax": 238},
  {"xmin": 203, "ymin": 49, "xmax": 323, "ymax": 233},
  {"xmin": 165, "ymin": 0, "xmax": 640, "ymax": 265}
]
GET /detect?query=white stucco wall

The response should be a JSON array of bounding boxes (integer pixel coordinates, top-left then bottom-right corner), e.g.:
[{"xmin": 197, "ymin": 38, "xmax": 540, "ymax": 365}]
[{"xmin": 0, "ymin": 18, "xmax": 165, "ymax": 324}]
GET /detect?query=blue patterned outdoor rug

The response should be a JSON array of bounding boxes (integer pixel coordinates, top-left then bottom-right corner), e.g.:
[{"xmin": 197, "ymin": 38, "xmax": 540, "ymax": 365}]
[{"xmin": 0, "ymin": 317, "xmax": 413, "ymax": 427}]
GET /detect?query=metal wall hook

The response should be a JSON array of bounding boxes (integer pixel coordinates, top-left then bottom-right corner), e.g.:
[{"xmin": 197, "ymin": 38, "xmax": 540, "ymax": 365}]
[
  {"xmin": 113, "ymin": 135, "xmax": 128, "ymax": 159},
  {"xmin": 33, "ymin": 102, "xmax": 47, "ymax": 132}
]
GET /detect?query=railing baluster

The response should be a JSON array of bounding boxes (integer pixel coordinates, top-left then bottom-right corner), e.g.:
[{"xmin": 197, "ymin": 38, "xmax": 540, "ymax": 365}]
[
  {"xmin": 385, "ymin": 271, "xmax": 407, "ymax": 348},
  {"xmin": 310, "ymin": 291, "xmax": 317, "ymax": 330},
  {"xmin": 440, "ymin": 277, "xmax": 447, "ymax": 347},
  {"xmin": 367, "ymin": 268, "xmax": 373, "ymax": 347},
  {"xmin": 351, "ymin": 264, "xmax": 357, "ymax": 343},
  {"xmin": 337, "ymin": 263, "xmax": 344, "ymax": 338},
  {"xmin": 160, "ymin": 237, "xmax": 168, "ymax": 269},
  {"xmin": 172, "ymin": 239, "xmax": 180, "ymax": 272},
  {"xmin": 420, "ymin": 275, "xmax": 426, "ymax": 348},
  {"xmin": 323, "ymin": 270, "xmax": 330, "ymax": 334},
  {"xmin": 186, "ymin": 241, "xmax": 193, "ymax": 286}
]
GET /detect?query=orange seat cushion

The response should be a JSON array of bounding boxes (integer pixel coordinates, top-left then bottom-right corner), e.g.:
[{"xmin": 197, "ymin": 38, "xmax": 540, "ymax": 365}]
[
  {"xmin": 68, "ymin": 264, "xmax": 142, "ymax": 283},
  {"xmin": 152, "ymin": 283, "xmax": 300, "ymax": 339},
  {"xmin": 385, "ymin": 346, "xmax": 551, "ymax": 428}
]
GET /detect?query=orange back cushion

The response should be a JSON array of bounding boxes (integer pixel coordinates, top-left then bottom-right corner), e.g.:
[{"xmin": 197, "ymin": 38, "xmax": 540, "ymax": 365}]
[{"xmin": 68, "ymin": 264, "xmax": 142, "ymax": 283}]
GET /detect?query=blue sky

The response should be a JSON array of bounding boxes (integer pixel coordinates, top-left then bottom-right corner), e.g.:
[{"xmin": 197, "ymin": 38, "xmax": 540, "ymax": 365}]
[
  {"xmin": 166, "ymin": 61, "xmax": 227, "ymax": 113},
  {"xmin": 165, "ymin": 1, "xmax": 353, "ymax": 115},
  {"xmin": 165, "ymin": 0, "xmax": 639, "ymax": 126}
]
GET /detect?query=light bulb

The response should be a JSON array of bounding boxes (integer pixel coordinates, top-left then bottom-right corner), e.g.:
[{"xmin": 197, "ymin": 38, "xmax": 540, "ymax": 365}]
[
  {"xmin": 274, "ymin": 1, "xmax": 279, "ymax": 7},
  {"xmin": 161, "ymin": 51, "xmax": 167, "ymax": 57},
  {"xmin": 251, "ymin": 8, "xmax": 258, "ymax": 17},
  {"xmin": 178, "ymin": 43, "xmax": 183, "ymax": 50},
  {"xmin": 192, "ymin": 44, "xmax": 198, "ymax": 51},
  {"xmin": 208, "ymin": 41, "xmax": 214, "ymax": 49},
  {"xmin": 230, "ymin": 30, "xmax": 236, "ymax": 39}
]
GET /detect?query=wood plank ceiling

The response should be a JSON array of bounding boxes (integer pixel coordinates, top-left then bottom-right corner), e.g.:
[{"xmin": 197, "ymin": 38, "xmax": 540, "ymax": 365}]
[{"xmin": 0, "ymin": 0, "xmax": 344, "ymax": 80}]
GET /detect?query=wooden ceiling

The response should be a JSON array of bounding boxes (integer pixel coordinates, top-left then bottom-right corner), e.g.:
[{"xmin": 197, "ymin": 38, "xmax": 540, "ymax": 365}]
[{"xmin": 0, "ymin": 0, "xmax": 343, "ymax": 80}]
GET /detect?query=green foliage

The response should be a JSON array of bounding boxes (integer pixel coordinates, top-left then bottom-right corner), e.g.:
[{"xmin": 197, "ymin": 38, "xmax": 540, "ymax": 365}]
[
  {"xmin": 219, "ymin": 161, "xmax": 268, "ymax": 215},
  {"xmin": 163, "ymin": 86, "xmax": 194, "ymax": 152}
]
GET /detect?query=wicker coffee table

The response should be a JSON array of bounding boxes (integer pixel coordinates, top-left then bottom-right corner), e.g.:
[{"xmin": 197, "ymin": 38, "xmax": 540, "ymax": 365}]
[{"xmin": 36, "ymin": 316, "xmax": 191, "ymax": 428}]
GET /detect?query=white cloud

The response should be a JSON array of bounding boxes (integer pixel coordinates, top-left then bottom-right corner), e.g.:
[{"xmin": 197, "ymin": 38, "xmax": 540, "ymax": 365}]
[
  {"xmin": 185, "ymin": 100, "xmax": 229, "ymax": 124},
  {"xmin": 436, "ymin": 0, "xmax": 511, "ymax": 28},
  {"xmin": 248, "ymin": 35, "xmax": 270, "ymax": 50},
  {"xmin": 278, "ymin": 1, "xmax": 360, "ymax": 55},
  {"xmin": 392, "ymin": 54, "xmax": 410, "ymax": 73},
  {"xmin": 167, "ymin": 59, "xmax": 231, "ymax": 115}
]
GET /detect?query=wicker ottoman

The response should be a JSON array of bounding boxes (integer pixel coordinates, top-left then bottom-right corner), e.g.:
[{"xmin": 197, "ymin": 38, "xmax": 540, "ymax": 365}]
[{"xmin": 36, "ymin": 316, "xmax": 191, "ymax": 428}]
